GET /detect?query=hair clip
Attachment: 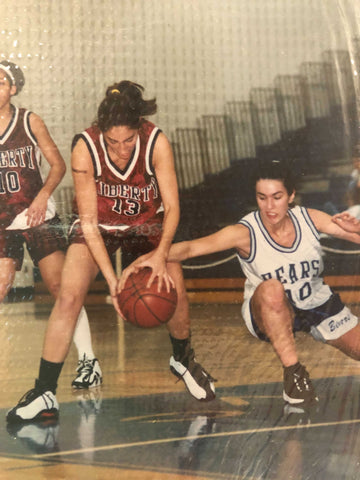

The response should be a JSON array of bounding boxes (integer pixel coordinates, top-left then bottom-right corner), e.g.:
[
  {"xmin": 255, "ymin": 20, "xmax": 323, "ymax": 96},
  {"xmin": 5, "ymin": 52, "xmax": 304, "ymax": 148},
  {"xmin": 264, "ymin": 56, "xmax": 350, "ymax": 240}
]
[{"xmin": 111, "ymin": 88, "xmax": 120, "ymax": 95}]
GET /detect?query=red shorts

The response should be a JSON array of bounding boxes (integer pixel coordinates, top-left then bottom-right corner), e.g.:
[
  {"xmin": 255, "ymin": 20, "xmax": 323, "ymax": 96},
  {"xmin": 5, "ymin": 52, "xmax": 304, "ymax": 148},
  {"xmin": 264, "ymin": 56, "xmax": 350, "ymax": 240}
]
[
  {"xmin": 0, "ymin": 215, "xmax": 67, "ymax": 271},
  {"xmin": 68, "ymin": 219, "xmax": 163, "ymax": 267}
]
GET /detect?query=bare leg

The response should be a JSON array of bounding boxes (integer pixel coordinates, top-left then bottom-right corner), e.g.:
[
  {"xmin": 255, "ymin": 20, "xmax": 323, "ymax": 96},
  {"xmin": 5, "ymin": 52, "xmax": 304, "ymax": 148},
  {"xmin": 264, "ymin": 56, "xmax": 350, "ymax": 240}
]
[
  {"xmin": 41, "ymin": 244, "xmax": 99, "ymax": 363},
  {"xmin": 327, "ymin": 323, "xmax": 360, "ymax": 360},
  {"xmin": 38, "ymin": 251, "xmax": 96, "ymax": 360},
  {"xmin": 0, "ymin": 258, "xmax": 17, "ymax": 303},
  {"xmin": 166, "ymin": 262, "xmax": 190, "ymax": 339},
  {"xmin": 251, "ymin": 279, "xmax": 298, "ymax": 367},
  {"xmin": 252, "ymin": 279, "xmax": 317, "ymax": 404},
  {"xmin": 37, "ymin": 251, "xmax": 64, "ymax": 298}
]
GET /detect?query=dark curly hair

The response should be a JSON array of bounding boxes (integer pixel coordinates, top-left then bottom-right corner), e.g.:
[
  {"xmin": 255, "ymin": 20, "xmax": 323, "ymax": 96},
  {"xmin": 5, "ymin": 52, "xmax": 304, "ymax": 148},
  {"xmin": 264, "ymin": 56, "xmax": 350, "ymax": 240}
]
[{"xmin": 95, "ymin": 80, "xmax": 157, "ymax": 132}]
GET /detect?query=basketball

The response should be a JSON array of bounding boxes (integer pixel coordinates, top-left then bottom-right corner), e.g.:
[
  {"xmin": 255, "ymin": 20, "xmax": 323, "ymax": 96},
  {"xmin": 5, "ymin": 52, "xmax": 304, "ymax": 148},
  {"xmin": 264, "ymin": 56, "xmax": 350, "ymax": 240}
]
[{"xmin": 117, "ymin": 268, "xmax": 178, "ymax": 328}]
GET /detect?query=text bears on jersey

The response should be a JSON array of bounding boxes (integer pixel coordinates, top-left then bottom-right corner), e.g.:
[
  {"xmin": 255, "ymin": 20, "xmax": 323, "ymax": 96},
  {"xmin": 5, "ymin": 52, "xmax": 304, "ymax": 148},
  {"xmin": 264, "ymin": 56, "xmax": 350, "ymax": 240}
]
[{"xmin": 260, "ymin": 260, "xmax": 321, "ymax": 284}]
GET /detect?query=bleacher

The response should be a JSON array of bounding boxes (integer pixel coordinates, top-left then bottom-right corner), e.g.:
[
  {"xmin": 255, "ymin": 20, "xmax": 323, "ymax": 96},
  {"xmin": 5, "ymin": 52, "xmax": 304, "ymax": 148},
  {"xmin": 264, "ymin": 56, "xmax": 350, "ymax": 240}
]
[{"xmin": 54, "ymin": 44, "xmax": 360, "ymax": 283}]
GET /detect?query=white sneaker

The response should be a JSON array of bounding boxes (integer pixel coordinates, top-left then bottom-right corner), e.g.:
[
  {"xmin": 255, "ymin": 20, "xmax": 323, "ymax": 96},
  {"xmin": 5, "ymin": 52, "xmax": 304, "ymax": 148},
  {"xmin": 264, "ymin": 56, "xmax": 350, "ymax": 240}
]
[
  {"xmin": 170, "ymin": 348, "xmax": 216, "ymax": 401},
  {"xmin": 6, "ymin": 389, "xmax": 59, "ymax": 423},
  {"xmin": 71, "ymin": 356, "xmax": 103, "ymax": 389}
]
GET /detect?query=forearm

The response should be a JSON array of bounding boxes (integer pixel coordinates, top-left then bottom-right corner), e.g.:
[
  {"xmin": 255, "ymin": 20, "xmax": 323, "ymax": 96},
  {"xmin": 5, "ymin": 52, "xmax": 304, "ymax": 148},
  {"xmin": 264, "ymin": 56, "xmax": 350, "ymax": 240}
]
[
  {"xmin": 38, "ymin": 162, "xmax": 66, "ymax": 199},
  {"xmin": 81, "ymin": 222, "xmax": 117, "ymax": 288},
  {"xmin": 156, "ymin": 205, "xmax": 180, "ymax": 259},
  {"xmin": 167, "ymin": 241, "xmax": 191, "ymax": 263}
]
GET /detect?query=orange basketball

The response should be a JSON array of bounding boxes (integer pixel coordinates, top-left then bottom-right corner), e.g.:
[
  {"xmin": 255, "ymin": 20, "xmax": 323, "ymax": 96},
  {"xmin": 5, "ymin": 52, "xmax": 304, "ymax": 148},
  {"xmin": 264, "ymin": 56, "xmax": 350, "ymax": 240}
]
[{"xmin": 117, "ymin": 268, "xmax": 178, "ymax": 328}]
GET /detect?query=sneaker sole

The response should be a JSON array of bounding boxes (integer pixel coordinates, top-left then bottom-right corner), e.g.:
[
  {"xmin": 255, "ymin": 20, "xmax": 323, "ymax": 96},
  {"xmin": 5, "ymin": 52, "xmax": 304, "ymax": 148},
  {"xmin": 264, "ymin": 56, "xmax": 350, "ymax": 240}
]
[
  {"xmin": 283, "ymin": 390, "xmax": 318, "ymax": 405},
  {"xmin": 6, "ymin": 409, "xmax": 59, "ymax": 424},
  {"xmin": 71, "ymin": 378, "xmax": 103, "ymax": 390}
]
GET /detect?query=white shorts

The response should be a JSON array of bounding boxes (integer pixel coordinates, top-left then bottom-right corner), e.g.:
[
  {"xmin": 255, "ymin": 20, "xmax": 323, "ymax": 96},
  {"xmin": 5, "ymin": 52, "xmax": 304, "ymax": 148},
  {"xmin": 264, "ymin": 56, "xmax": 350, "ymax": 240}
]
[{"xmin": 241, "ymin": 292, "xmax": 358, "ymax": 343}]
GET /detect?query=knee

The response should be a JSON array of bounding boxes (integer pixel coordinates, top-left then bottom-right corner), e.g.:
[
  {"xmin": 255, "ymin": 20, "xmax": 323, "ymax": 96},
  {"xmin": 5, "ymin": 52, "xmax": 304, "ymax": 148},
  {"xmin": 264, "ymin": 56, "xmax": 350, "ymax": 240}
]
[
  {"xmin": 46, "ymin": 280, "xmax": 62, "ymax": 299},
  {"xmin": 0, "ymin": 278, "xmax": 14, "ymax": 303},
  {"xmin": 0, "ymin": 284, "xmax": 11, "ymax": 303},
  {"xmin": 56, "ymin": 289, "xmax": 82, "ymax": 314},
  {"xmin": 258, "ymin": 279, "xmax": 287, "ymax": 311}
]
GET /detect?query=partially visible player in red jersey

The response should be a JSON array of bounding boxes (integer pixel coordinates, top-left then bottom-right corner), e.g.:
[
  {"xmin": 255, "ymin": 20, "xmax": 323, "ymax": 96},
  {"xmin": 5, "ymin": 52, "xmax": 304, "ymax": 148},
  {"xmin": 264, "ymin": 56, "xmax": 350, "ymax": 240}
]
[
  {"xmin": 6, "ymin": 80, "xmax": 215, "ymax": 424},
  {"xmin": 0, "ymin": 60, "xmax": 102, "ymax": 391}
]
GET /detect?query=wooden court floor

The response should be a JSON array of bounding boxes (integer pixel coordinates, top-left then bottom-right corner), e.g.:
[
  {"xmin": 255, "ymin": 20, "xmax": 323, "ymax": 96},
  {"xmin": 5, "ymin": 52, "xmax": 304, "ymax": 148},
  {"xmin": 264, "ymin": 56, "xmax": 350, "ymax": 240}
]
[{"xmin": 1, "ymin": 290, "xmax": 360, "ymax": 479}]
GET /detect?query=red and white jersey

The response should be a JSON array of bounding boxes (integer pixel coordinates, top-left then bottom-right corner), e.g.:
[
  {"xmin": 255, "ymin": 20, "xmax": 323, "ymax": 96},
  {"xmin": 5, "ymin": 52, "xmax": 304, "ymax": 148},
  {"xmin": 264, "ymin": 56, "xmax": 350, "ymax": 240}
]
[
  {"xmin": 0, "ymin": 107, "xmax": 55, "ymax": 230},
  {"xmin": 72, "ymin": 120, "xmax": 164, "ymax": 232}
]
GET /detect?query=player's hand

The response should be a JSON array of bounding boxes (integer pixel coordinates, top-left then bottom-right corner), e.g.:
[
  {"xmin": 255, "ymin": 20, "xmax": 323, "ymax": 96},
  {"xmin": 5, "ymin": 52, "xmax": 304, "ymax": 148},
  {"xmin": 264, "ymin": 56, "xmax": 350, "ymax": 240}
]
[
  {"xmin": 141, "ymin": 250, "xmax": 174, "ymax": 293},
  {"xmin": 332, "ymin": 211, "xmax": 360, "ymax": 234},
  {"xmin": 26, "ymin": 192, "xmax": 48, "ymax": 227},
  {"xmin": 118, "ymin": 252, "xmax": 152, "ymax": 292},
  {"xmin": 109, "ymin": 281, "xmax": 124, "ymax": 317},
  {"xmin": 118, "ymin": 251, "xmax": 174, "ymax": 293}
]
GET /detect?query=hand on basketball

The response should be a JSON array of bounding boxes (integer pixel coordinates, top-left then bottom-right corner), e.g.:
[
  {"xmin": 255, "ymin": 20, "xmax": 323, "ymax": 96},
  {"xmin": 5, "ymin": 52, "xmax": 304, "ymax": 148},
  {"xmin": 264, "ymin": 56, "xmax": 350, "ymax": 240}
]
[
  {"xmin": 332, "ymin": 212, "xmax": 360, "ymax": 234},
  {"xmin": 119, "ymin": 251, "xmax": 174, "ymax": 293},
  {"xmin": 118, "ymin": 252, "xmax": 152, "ymax": 292}
]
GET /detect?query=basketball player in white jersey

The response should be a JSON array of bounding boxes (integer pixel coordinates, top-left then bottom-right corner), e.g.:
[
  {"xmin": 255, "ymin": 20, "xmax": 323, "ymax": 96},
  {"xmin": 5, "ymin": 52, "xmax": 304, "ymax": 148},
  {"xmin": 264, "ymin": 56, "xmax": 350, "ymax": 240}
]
[{"xmin": 121, "ymin": 160, "xmax": 360, "ymax": 405}]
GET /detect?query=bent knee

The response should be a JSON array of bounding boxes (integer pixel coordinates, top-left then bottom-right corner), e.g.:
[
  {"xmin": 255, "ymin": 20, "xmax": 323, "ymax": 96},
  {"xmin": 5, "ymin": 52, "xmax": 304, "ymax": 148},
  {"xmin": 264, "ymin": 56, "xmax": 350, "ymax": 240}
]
[
  {"xmin": 56, "ymin": 289, "xmax": 83, "ymax": 313},
  {"xmin": 46, "ymin": 280, "xmax": 62, "ymax": 298},
  {"xmin": 256, "ymin": 279, "xmax": 287, "ymax": 309}
]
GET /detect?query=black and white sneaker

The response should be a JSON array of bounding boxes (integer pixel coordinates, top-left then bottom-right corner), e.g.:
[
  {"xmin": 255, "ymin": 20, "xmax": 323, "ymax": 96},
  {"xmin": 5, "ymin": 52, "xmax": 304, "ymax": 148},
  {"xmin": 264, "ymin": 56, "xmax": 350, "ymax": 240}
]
[
  {"xmin": 283, "ymin": 363, "xmax": 318, "ymax": 405},
  {"xmin": 71, "ymin": 355, "xmax": 102, "ymax": 389},
  {"xmin": 170, "ymin": 348, "xmax": 216, "ymax": 401},
  {"xmin": 6, "ymin": 389, "xmax": 59, "ymax": 423}
]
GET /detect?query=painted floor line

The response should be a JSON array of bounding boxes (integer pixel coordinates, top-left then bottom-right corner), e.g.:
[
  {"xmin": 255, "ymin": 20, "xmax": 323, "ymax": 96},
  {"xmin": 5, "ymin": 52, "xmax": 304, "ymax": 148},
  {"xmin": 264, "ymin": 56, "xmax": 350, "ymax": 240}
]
[{"xmin": 31, "ymin": 417, "xmax": 360, "ymax": 459}]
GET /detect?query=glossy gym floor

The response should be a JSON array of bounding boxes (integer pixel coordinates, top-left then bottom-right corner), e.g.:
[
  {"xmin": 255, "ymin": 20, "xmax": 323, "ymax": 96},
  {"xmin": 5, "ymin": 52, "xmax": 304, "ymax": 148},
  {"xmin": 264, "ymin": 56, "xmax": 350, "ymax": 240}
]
[{"xmin": 1, "ymin": 289, "xmax": 360, "ymax": 480}]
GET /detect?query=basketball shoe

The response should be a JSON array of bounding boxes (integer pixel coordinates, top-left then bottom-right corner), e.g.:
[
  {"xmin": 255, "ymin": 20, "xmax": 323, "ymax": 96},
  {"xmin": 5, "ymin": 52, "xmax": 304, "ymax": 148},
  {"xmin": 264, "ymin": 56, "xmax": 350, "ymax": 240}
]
[
  {"xmin": 71, "ymin": 355, "xmax": 103, "ymax": 389},
  {"xmin": 170, "ymin": 347, "xmax": 216, "ymax": 401},
  {"xmin": 283, "ymin": 362, "xmax": 318, "ymax": 405},
  {"xmin": 6, "ymin": 389, "xmax": 59, "ymax": 423}
]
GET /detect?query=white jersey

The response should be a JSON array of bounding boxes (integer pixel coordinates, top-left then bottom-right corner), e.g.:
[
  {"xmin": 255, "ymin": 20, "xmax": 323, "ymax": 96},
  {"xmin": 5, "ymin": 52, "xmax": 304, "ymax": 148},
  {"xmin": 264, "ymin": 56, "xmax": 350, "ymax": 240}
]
[{"xmin": 238, "ymin": 205, "xmax": 332, "ymax": 311}]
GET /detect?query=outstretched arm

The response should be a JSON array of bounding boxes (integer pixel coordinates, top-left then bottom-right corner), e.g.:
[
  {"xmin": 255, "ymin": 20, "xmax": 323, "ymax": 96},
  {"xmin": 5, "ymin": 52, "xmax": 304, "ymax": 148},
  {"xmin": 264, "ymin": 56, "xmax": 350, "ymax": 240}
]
[
  {"xmin": 308, "ymin": 208, "xmax": 360, "ymax": 242},
  {"xmin": 331, "ymin": 211, "xmax": 360, "ymax": 235},
  {"xmin": 119, "ymin": 223, "xmax": 250, "ymax": 290}
]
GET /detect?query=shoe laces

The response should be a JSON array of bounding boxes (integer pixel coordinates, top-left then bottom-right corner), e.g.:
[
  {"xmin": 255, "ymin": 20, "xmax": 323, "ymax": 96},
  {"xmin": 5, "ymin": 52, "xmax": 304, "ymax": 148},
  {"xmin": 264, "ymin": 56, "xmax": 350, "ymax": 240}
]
[
  {"xmin": 18, "ymin": 388, "xmax": 43, "ymax": 406},
  {"xmin": 77, "ymin": 357, "xmax": 95, "ymax": 375},
  {"xmin": 292, "ymin": 366, "xmax": 312, "ymax": 392},
  {"xmin": 178, "ymin": 348, "xmax": 217, "ymax": 383},
  {"xmin": 77, "ymin": 353, "xmax": 95, "ymax": 370}
]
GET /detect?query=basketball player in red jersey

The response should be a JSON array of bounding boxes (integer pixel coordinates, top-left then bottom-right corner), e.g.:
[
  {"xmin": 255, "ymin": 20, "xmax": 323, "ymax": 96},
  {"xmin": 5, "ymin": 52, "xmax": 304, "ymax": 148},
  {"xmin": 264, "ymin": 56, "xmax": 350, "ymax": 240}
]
[
  {"xmin": 7, "ymin": 80, "xmax": 215, "ymax": 423},
  {"xmin": 0, "ymin": 61, "xmax": 102, "ymax": 391}
]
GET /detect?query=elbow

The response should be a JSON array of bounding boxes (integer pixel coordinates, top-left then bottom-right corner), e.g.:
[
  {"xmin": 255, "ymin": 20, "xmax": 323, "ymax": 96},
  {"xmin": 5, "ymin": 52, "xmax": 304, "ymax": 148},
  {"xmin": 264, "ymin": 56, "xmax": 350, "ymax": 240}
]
[
  {"xmin": 163, "ymin": 203, "xmax": 180, "ymax": 223},
  {"xmin": 79, "ymin": 216, "xmax": 98, "ymax": 236},
  {"xmin": 57, "ymin": 162, "xmax": 66, "ymax": 180}
]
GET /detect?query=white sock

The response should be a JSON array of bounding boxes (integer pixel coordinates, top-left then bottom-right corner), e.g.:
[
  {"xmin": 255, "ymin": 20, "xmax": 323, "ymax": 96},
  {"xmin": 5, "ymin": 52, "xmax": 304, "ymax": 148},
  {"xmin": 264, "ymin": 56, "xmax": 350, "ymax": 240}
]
[{"xmin": 73, "ymin": 307, "xmax": 95, "ymax": 361}]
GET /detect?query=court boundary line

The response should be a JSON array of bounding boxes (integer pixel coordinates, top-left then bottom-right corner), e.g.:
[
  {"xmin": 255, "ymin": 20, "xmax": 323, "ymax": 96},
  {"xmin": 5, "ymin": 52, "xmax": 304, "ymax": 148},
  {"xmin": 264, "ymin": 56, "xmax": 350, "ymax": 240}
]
[{"xmin": 31, "ymin": 417, "xmax": 360, "ymax": 459}]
